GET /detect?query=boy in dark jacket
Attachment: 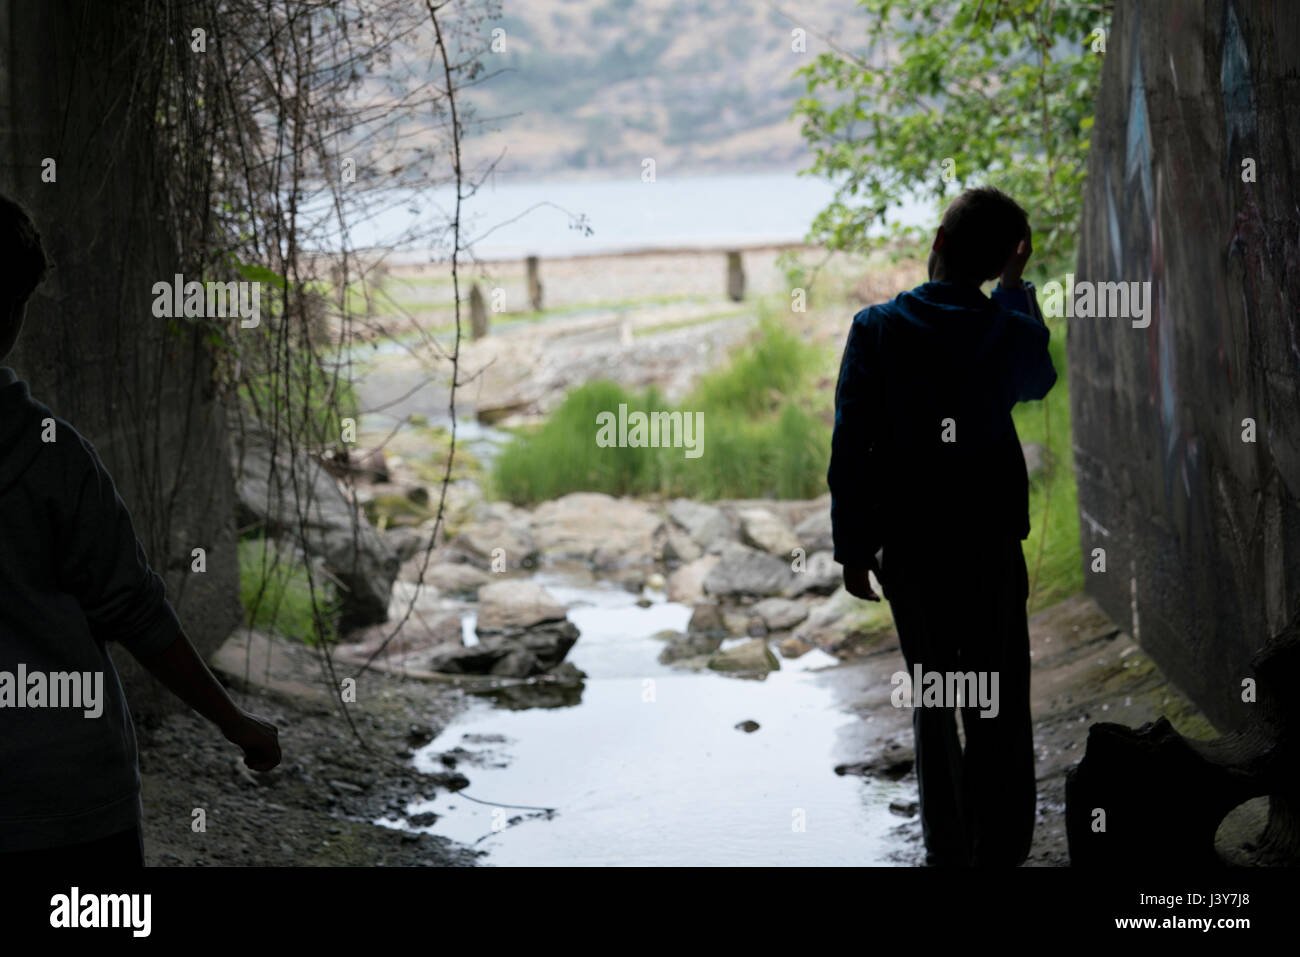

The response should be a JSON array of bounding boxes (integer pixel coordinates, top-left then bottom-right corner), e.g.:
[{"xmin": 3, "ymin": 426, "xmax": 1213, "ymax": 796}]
[
  {"xmin": 828, "ymin": 187, "xmax": 1057, "ymax": 866},
  {"xmin": 0, "ymin": 193, "xmax": 280, "ymax": 866}
]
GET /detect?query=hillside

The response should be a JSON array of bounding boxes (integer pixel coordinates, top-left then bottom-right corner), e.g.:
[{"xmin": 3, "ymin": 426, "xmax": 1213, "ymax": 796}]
[{"xmin": 460, "ymin": 0, "xmax": 862, "ymax": 179}]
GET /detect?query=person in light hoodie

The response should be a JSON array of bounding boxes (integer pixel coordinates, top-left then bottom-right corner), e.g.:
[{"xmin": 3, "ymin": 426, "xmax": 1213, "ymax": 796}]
[
  {"xmin": 828, "ymin": 187, "xmax": 1057, "ymax": 867},
  {"xmin": 0, "ymin": 192, "xmax": 280, "ymax": 866}
]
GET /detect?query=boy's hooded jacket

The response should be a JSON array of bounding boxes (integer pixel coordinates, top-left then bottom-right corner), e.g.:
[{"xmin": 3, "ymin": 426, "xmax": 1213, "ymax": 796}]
[
  {"xmin": 0, "ymin": 367, "xmax": 183, "ymax": 851},
  {"xmin": 828, "ymin": 281, "xmax": 1058, "ymax": 566}
]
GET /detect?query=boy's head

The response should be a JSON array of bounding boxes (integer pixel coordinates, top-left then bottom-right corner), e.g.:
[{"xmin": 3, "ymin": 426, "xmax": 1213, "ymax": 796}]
[
  {"xmin": 928, "ymin": 186, "xmax": 1029, "ymax": 286},
  {"xmin": 0, "ymin": 193, "xmax": 50, "ymax": 361}
]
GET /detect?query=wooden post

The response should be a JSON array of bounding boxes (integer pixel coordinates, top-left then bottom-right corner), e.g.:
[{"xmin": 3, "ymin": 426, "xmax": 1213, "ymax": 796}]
[
  {"xmin": 469, "ymin": 282, "xmax": 488, "ymax": 340},
  {"xmin": 726, "ymin": 250, "xmax": 745, "ymax": 302},
  {"xmin": 526, "ymin": 255, "xmax": 543, "ymax": 311}
]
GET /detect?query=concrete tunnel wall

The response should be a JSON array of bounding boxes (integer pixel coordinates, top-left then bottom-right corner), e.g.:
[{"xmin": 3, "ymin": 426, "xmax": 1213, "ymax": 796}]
[
  {"xmin": 1071, "ymin": 0, "xmax": 1300, "ymax": 732},
  {"xmin": 0, "ymin": 1, "xmax": 242, "ymax": 714}
]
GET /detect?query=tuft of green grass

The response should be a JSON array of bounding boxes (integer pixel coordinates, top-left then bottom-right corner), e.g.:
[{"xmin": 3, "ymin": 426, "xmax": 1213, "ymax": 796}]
[
  {"xmin": 491, "ymin": 313, "xmax": 831, "ymax": 503},
  {"xmin": 238, "ymin": 539, "xmax": 338, "ymax": 646}
]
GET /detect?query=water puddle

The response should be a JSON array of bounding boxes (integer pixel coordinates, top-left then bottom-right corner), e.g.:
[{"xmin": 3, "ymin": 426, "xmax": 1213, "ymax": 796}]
[{"xmin": 376, "ymin": 572, "xmax": 913, "ymax": 865}]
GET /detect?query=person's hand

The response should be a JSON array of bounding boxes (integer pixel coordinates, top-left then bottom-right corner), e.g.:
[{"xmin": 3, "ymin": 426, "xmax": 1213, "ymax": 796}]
[
  {"xmin": 843, "ymin": 557, "xmax": 882, "ymax": 602},
  {"xmin": 1001, "ymin": 225, "xmax": 1033, "ymax": 289},
  {"xmin": 224, "ymin": 711, "xmax": 281, "ymax": 771}
]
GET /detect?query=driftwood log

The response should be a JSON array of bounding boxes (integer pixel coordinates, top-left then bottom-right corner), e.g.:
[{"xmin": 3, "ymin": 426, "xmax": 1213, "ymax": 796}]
[{"xmin": 1066, "ymin": 615, "xmax": 1300, "ymax": 866}]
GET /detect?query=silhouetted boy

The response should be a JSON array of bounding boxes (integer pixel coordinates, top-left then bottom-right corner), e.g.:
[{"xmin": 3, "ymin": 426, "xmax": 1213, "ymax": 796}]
[
  {"xmin": 0, "ymin": 193, "xmax": 280, "ymax": 867},
  {"xmin": 828, "ymin": 187, "xmax": 1057, "ymax": 866}
]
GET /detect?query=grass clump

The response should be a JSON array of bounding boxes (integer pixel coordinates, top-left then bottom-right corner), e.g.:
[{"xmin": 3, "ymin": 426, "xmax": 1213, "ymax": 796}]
[
  {"xmin": 492, "ymin": 312, "xmax": 830, "ymax": 503},
  {"xmin": 238, "ymin": 538, "xmax": 338, "ymax": 646}
]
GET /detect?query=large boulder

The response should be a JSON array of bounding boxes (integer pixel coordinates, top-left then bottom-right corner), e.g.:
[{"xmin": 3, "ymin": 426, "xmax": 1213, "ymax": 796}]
[
  {"xmin": 476, "ymin": 579, "xmax": 567, "ymax": 632},
  {"xmin": 423, "ymin": 579, "xmax": 581, "ymax": 678},
  {"xmin": 703, "ymin": 543, "xmax": 795, "ymax": 598},
  {"xmin": 234, "ymin": 426, "xmax": 398, "ymax": 630},
  {"xmin": 530, "ymin": 493, "xmax": 662, "ymax": 567}
]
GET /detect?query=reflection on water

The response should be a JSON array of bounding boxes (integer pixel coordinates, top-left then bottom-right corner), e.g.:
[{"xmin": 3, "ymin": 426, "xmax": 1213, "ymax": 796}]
[{"xmin": 375, "ymin": 572, "xmax": 910, "ymax": 866}]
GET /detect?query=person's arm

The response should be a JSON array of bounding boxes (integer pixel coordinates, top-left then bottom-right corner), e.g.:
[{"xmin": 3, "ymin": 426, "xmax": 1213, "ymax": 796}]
[
  {"xmin": 990, "ymin": 227, "xmax": 1057, "ymax": 402},
  {"xmin": 137, "ymin": 635, "xmax": 281, "ymax": 771},
  {"xmin": 56, "ymin": 430, "xmax": 280, "ymax": 770},
  {"xmin": 828, "ymin": 312, "xmax": 883, "ymax": 601}
]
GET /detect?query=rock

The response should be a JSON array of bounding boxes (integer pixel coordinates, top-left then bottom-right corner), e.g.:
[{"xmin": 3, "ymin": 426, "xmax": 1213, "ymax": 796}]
[
  {"xmin": 794, "ymin": 510, "xmax": 834, "ymax": 553},
  {"xmin": 708, "ymin": 639, "xmax": 779, "ymax": 674},
  {"xmin": 531, "ymin": 493, "xmax": 663, "ymax": 566},
  {"xmin": 667, "ymin": 499, "xmax": 735, "ymax": 550},
  {"xmin": 662, "ymin": 527, "xmax": 702, "ymax": 563},
  {"xmin": 385, "ymin": 525, "xmax": 435, "ymax": 564},
  {"xmin": 779, "ymin": 636, "xmax": 813, "ymax": 659},
  {"xmin": 889, "ymin": 799, "xmax": 919, "ymax": 818},
  {"xmin": 234, "ymin": 426, "xmax": 398, "ymax": 630},
  {"xmin": 450, "ymin": 518, "xmax": 537, "ymax": 571},
  {"xmin": 791, "ymin": 586, "xmax": 892, "ymax": 657},
  {"xmin": 738, "ymin": 507, "xmax": 801, "ymax": 556},
  {"xmin": 785, "ymin": 550, "xmax": 843, "ymax": 598},
  {"xmin": 424, "ymin": 621, "xmax": 579, "ymax": 676},
  {"xmin": 667, "ymin": 555, "xmax": 719, "ymax": 604},
  {"xmin": 668, "ymin": 655, "xmax": 713, "ymax": 672},
  {"xmin": 344, "ymin": 613, "xmax": 462, "ymax": 658},
  {"xmin": 424, "ymin": 644, "xmax": 505, "ymax": 674},
  {"xmin": 491, "ymin": 648, "xmax": 543, "ymax": 678},
  {"xmin": 724, "ymin": 611, "xmax": 752, "ymax": 636},
  {"xmin": 750, "ymin": 597, "xmax": 809, "ymax": 631},
  {"xmin": 646, "ymin": 572, "xmax": 666, "ymax": 591},
  {"xmin": 735, "ymin": 720, "xmax": 760, "ymax": 733},
  {"xmin": 475, "ymin": 580, "xmax": 567, "ymax": 632},
  {"xmin": 401, "ymin": 561, "xmax": 491, "ymax": 597},
  {"xmin": 1022, "ymin": 441, "xmax": 1049, "ymax": 479},
  {"xmin": 495, "ymin": 624, "xmax": 581, "ymax": 670},
  {"xmin": 703, "ymin": 543, "xmax": 795, "ymax": 598},
  {"xmin": 321, "ymin": 446, "xmax": 390, "ymax": 484},
  {"xmin": 687, "ymin": 602, "xmax": 727, "ymax": 635},
  {"xmin": 659, "ymin": 632, "xmax": 725, "ymax": 664}
]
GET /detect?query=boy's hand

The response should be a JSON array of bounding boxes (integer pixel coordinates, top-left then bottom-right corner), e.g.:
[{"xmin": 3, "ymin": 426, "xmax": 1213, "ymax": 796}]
[
  {"xmin": 1001, "ymin": 225, "xmax": 1033, "ymax": 288},
  {"xmin": 224, "ymin": 711, "xmax": 281, "ymax": 771},
  {"xmin": 843, "ymin": 558, "xmax": 882, "ymax": 602}
]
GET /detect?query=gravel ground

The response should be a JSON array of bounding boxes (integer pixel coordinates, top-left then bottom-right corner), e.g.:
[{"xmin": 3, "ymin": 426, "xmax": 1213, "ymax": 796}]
[{"xmin": 136, "ymin": 640, "xmax": 482, "ymax": 867}]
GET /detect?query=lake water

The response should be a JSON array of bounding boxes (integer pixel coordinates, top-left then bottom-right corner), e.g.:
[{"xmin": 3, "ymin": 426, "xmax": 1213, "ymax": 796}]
[
  {"xmin": 375, "ymin": 573, "xmax": 914, "ymax": 866},
  {"xmin": 304, "ymin": 170, "xmax": 934, "ymax": 261}
]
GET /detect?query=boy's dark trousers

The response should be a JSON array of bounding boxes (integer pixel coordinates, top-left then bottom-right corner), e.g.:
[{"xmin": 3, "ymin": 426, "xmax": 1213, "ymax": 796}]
[{"xmin": 880, "ymin": 535, "xmax": 1036, "ymax": 866}]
